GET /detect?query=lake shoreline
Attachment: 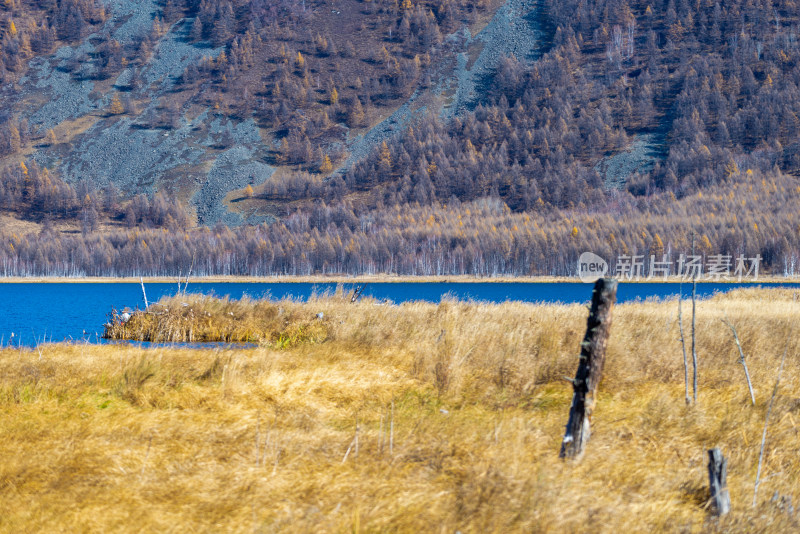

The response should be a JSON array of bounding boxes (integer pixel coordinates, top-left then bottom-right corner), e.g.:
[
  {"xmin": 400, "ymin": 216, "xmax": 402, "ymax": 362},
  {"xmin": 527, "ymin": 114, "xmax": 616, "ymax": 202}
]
[
  {"xmin": 3, "ymin": 278, "xmax": 800, "ymax": 348},
  {"xmin": 0, "ymin": 274, "xmax": 798, "ymax": 284}
]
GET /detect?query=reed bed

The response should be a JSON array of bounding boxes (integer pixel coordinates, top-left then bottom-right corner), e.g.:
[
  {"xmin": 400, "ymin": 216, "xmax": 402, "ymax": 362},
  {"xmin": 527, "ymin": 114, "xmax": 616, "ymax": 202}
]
[
  {"xmin": 104, "ymin": 295, "xmax": 330, "ymax": 345},
  {"xmin": 3, "ymin": 287, "xmax": 800, "ymax": 532}
]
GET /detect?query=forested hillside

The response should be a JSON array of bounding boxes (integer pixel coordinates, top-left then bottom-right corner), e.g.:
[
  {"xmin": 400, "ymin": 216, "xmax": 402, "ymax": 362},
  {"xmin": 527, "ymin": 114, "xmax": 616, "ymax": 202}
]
[{"xmin": 1, "ymin": 0, "xmax": 800, "ymax": 276}]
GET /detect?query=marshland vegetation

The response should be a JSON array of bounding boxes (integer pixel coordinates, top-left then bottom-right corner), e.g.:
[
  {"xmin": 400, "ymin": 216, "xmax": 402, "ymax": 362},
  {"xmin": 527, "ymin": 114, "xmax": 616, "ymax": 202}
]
[{"xmin": 3, "ymin": 288, "xmax": 800, "ymax": 531}]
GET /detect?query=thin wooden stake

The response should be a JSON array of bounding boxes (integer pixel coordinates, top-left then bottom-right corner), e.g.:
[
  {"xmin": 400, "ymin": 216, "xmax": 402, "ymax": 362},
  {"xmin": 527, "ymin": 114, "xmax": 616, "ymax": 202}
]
[
  {"xmin": 255, "ymin": 415, "xmax": 261, "ymax": 467},
  {"xmin": 272, "ymin": 440, "xmax": 280, "ymax": 476},
  {"xmin": 721, "ymin": 318, "xmax": 756, "ymax": 406},
  {"xmin": 691, "ymin": 232, "xmax": 698, "ymax": 403},
  {"xmin": 341, "ymin": 438, "xmax": 355, "ymax": 464},
  {"xmin": 183, "ymin": 253, "xmax": 195, "ymax": 295},
  {"xmin": 678, "ymin": 282, "xmax": 690, "ymax": 405},
  {"xmin": 708, "ymin": 447, "xmax": 731, "ymax": 516},
  {"xmin": 754, "ymin": 331, "xmax": 791, "ymax": 507},
  {"xmin": 140, "ymin": 435, "xmax": 153, "ymax": 482},
  {"xmin": 390, "ymin": 401, "xmax": 394, "ymax": 456},
  {"xmin": 267, "ymin": 432, "xmax": 272, "ymax": 467},
  {"xmin": 140, "ymin": 277, "xmax": 149, "ymax": 309},
  {"xmin": 379, "ymin": 414, "xmax": 384, "ymax": 455},
  {"xmin": 560, "ymin": 278, "xmax": 618, "ymax": 459}
]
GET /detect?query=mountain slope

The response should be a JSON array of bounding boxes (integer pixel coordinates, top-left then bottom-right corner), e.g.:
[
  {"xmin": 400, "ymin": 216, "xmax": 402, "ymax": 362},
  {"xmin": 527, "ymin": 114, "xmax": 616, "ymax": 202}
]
[
  {"xmin": 1, "ymin": 0, "xmax": 504, "ymax": 224},
  {"xmin": 3, "ymin": 0, "xmax": 800, "ymax": 275}
]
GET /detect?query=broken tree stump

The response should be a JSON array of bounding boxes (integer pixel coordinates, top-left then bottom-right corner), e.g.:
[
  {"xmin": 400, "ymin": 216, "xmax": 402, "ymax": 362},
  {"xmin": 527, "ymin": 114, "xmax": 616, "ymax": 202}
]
[
  {"xmin": 560, "ymin": 278, "xmax": 618, "ymax": 459},
  {"xmin": 708, "ymin": 447, "xmax": 731, "ymax": 516}
]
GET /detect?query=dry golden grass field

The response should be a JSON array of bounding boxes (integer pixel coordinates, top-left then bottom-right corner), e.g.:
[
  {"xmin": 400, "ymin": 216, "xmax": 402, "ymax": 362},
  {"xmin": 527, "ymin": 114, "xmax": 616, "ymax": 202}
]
[{"xmin": 2, "ymin": 288, "xmax": 800, "ymax": 532}]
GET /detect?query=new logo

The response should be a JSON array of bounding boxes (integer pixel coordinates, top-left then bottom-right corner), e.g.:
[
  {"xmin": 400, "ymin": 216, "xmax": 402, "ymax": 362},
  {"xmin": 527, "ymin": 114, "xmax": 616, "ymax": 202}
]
[{"xmin": 578, "ymin": 252, "xmax": 608, "ymax": 283}]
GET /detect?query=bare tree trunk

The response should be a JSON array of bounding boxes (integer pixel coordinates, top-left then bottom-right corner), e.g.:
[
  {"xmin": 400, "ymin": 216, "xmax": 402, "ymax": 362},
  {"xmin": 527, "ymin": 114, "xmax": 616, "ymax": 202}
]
[
  {"xmin": 691, "ymin": 233, "xmax": 698, "ymax": 403},
  {"xmin": 708, "ymin": 447, "xmax": 731, "ymax": 516},
  {"xmin": 560, "ymin": 278, "xmax": 618, "ymax": 459},
  {"xmin": 721, "ymin": 318, "xmax": 756, "ymax": 405},
  {"xmin": 140, "ymin": 277, "xmax": 149, "ymax": 309}
]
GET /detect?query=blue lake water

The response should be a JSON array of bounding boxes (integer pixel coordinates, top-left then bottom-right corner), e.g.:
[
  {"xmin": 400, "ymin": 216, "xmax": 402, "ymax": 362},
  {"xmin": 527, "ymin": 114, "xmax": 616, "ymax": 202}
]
[{"xmin": 1, "ymin": 281, "xmax": 798, "ymax": 347}]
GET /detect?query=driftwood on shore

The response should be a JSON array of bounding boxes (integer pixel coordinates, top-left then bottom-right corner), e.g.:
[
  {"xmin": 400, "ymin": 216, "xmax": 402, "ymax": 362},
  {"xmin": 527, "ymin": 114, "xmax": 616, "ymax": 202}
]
[{"xmin": 560, "ymin": 278, "xmax": 618, "ymax": 459}]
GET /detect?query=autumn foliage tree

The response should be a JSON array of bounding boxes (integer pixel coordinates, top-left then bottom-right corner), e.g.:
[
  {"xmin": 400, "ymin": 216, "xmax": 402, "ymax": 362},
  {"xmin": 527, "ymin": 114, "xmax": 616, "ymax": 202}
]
[{"xmin": 108, "ymin": 93, "xmax": 124, "ymax": 115}]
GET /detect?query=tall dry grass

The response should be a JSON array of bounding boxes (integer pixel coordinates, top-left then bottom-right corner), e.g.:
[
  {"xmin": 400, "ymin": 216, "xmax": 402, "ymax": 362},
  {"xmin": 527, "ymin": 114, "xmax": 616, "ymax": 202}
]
[
  {"xmin": 104, "ymin": 295, "xmax": 330, "ymax": 345},
  {"xmin": 3, "ymin": 287, "xmax": 800, "ymax": 532}
]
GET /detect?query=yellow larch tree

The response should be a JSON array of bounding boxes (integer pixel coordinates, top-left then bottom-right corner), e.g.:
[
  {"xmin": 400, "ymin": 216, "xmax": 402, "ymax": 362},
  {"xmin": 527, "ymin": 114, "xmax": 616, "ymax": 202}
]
[
  {"xmin": 379, "ymin": 141, "xmax": 392, "ymax": 169},
  {"xmin": 109, "ymin": 93, "xmax": 124, "ymax": 115},
  {"xmin": 320, "ymin": 155, "xmax": 333, "ymax": 174}
]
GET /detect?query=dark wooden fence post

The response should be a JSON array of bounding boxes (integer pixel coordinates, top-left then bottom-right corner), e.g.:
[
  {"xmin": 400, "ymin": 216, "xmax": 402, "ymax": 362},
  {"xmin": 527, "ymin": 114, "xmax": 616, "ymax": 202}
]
[
  {"xmin": 560, "ymin": 278, "xmax": 618, "ymax": 459},
  {"xmin": 708, "ymin": 447, "xmax": 731, "ymax": 516}
]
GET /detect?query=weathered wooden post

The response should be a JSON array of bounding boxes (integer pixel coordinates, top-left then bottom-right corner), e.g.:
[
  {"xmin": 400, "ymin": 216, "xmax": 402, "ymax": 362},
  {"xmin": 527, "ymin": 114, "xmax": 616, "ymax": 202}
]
[
  {"xmin": 708, "ymin": 447, "xmax": 731, "ymax": 515},
  {"xmin": 560, "ymin": 278, "xmax": 618, "ymax": 459}
]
